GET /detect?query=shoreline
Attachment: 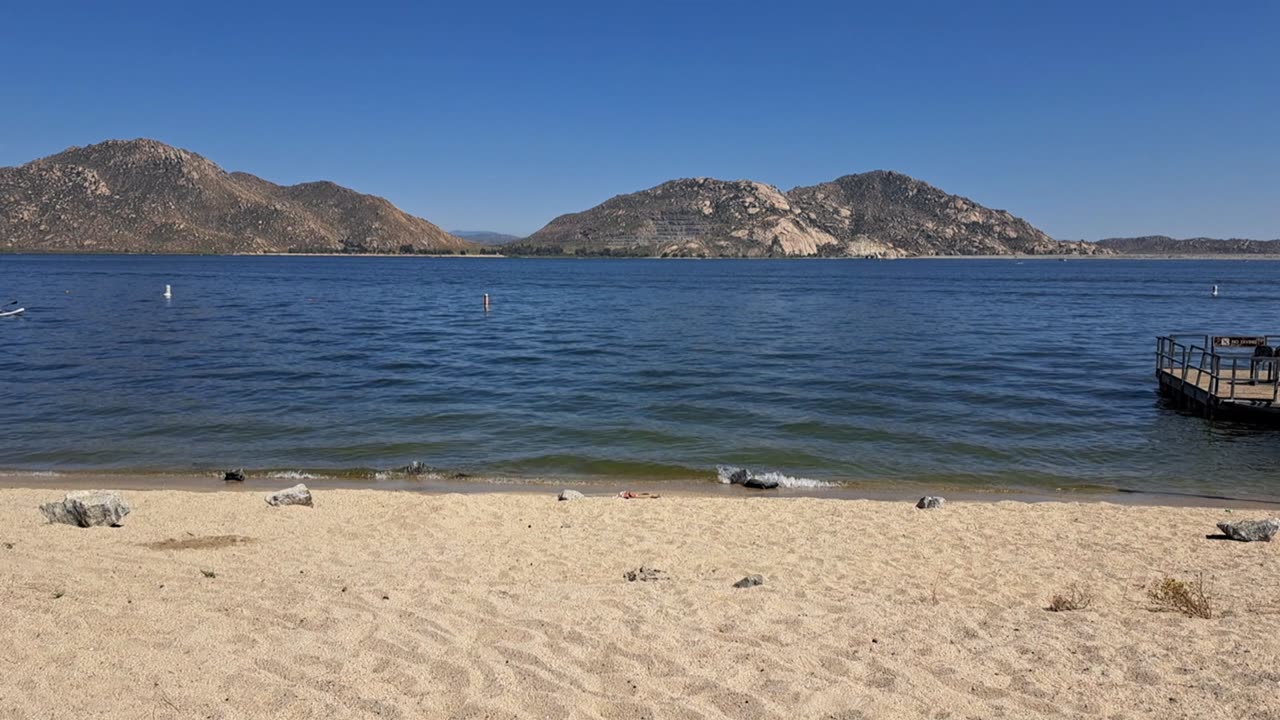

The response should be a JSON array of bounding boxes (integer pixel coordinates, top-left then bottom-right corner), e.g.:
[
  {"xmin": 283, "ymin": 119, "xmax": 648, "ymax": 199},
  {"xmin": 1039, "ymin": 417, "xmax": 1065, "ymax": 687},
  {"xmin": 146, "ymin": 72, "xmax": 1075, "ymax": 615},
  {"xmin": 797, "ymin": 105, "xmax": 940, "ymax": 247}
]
[
  {"xmin": 5, "ymin": 470, "xmax": 1280, "ymax": 509},
  {"xmin": 6, "ymin": 251, "xmax": 1280, "ymax": 260}
]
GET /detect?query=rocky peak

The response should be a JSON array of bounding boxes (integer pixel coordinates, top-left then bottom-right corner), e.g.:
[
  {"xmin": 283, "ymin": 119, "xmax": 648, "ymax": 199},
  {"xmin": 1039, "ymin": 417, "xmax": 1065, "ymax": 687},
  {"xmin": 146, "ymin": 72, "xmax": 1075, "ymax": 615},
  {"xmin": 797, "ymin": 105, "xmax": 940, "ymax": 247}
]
[
  {"xmin": 20, "ymin": 138, "xmax": 230, "ymax": 205},
  {"xmin": 787, "ymin": 171, "xmax": 1075, "ymax": 256},
  {"xmin": 518, "ymin": 170, "xmax": 1103, "ymax": 257},
  {"xmin": 517, "ymin": 176, "xmax": 846, "ymax": 257},
  {"xmin": 32, "ymin": 138, "xmax": 214, "ymax": 176},
  {"xmin": 1, "ymin": 138, "xmax": 473, "ymax": 254}
]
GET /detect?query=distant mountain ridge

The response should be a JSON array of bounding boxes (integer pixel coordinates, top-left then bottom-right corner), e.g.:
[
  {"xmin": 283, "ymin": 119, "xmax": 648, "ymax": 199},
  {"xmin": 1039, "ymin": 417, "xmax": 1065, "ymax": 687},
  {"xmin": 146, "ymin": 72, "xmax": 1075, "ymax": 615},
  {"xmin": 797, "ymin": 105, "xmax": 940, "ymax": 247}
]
[
  {"xmin": 2, "ymin": 140, "xmax": 1271, "ymax": 257},
  {"xmin": 0, "ymin": 139, "xmax": 475, "ymax": 254},
  {"xmin": 1093, "ymin": 236, "xmax": 1280, "ymax": 255},
  {"xmin": 450, "ymin": 230, "xmax": 524, "ymax": 245},
  {"xmin": 511, "ymin": 171, "xmax": 1102, "ymax": 258}
]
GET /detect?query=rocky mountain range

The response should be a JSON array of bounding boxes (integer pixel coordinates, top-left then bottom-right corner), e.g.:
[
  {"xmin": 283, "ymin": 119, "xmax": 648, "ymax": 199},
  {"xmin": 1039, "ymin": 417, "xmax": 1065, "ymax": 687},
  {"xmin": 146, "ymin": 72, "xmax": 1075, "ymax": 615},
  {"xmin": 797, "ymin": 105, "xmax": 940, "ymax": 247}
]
[
  {"xmin": 2, "ymin": 139, "xmax": 1271, "ymax": 257},
  {"xmin": 0, "ymin": 139, "xmax": 475, "ymax": 254},
  {"xmin": 1093, "ymin": 236, "xmax": 1280, "ymax": 255},
  {"xmin": 510, "ymin": 171, "xmax": 1102, "ymax": 258}
]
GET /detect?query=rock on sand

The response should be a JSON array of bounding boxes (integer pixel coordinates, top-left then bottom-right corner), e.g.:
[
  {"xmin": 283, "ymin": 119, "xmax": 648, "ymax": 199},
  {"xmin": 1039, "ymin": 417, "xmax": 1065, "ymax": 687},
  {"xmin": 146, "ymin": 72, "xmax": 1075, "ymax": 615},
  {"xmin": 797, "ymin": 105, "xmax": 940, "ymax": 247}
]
[
  {"xmin": 266, "ymin": 484, "xmax": 313, "ymax": 507},
  {"xmin": 1217, "ymin": 518, "xmax": 1280, "ymax": 542},
  {"xmin": 40, "ymin": 490, "xmax": 130, "ymax": 527}
]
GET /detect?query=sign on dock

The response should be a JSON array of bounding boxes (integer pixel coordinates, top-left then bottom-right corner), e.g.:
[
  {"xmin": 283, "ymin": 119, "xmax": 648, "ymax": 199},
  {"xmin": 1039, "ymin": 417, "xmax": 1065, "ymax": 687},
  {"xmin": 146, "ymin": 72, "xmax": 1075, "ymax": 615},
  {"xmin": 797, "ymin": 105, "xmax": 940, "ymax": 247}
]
[{"xmin": 1212, "ymin": 336, "xmax": 1268, "ymax": 348}]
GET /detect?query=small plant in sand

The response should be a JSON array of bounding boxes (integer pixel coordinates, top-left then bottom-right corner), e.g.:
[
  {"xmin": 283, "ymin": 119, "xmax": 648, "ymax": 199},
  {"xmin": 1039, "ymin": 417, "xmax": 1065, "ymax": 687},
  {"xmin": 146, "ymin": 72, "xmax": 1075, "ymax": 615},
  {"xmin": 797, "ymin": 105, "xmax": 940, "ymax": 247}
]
[
  {"xmin": 1047, "ymin": 583, "xmax": 1093, "ymax": 612},
  {"xmin": 1147, "ymin": 575, "xmax": 1213, "ymax": 619},
  {"xmin": 200, "ymin": 569, "xmax": 217, "ymax": 579}
]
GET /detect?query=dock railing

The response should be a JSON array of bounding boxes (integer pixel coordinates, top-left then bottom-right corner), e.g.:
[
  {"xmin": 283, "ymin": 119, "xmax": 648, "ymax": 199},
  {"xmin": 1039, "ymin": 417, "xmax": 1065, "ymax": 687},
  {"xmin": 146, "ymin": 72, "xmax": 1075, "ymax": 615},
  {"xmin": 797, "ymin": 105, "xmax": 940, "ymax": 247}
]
[{"xmin": 1156, "ymin": 335, "xmax": 1280, "ymax": 403}]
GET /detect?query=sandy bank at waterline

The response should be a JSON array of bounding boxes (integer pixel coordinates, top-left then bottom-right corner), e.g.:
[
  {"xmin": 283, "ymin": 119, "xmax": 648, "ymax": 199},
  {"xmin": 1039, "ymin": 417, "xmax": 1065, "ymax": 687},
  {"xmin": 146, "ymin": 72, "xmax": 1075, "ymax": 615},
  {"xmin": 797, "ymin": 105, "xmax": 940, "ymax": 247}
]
[{"xmin": 2, "ymin": 489, "xmax": 1278, "ymax": 718}]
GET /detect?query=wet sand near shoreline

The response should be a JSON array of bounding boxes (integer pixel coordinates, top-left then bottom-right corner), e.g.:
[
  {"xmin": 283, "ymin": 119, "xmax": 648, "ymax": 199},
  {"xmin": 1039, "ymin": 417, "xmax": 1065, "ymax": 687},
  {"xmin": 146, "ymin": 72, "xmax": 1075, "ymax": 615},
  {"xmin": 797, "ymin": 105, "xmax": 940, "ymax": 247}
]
[{"xmin": 3, "ymin": 470, "xmax": 1280, "ymax": 510}]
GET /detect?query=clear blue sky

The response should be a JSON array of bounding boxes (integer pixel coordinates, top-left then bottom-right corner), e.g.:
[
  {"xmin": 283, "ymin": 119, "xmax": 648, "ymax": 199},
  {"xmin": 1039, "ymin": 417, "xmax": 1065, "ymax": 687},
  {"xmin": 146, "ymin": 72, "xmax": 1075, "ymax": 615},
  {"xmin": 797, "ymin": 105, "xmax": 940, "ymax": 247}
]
[{"xmin": 2, "ymin": 1, "xmax": 1276, "ymax": 239}]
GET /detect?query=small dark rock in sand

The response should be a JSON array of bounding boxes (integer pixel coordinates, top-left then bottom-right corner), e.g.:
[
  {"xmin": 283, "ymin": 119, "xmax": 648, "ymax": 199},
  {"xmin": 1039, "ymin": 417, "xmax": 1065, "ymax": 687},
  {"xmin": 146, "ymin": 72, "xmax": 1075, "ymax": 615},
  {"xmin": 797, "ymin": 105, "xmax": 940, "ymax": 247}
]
[
  {"xmin": 624, "ymin": 566, "xmax": 665, "ymax": 582},
  {"xmin": 1216, "ymin": 518, "xmax": 1280, "ymax": 542},
  {"xmin": 726, "ymin": 467, "xmax": 779, "ymax": 490},
  {"xmin": 733, "ymin": 574, "xmax": 764, "ymax": 588},
  {"xmin": 224, "ymin": 469, "xmax": 246, "ymax": 482},
  {"xmin": 916, "ymin": 496, "xmax": 945, "ymax": 509},
  {"xmin": 40, "ymin": 490, "xmax": 131, "ymax": 527}
]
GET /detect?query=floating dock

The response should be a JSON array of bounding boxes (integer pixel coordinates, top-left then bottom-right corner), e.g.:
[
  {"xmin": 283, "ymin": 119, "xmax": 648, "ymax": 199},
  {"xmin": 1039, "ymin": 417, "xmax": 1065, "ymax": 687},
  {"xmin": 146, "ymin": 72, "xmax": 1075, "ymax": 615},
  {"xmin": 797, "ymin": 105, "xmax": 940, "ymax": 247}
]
[{"xmin": 1156, "ymin": 335, "xmax": 1280, "ymax": 421}]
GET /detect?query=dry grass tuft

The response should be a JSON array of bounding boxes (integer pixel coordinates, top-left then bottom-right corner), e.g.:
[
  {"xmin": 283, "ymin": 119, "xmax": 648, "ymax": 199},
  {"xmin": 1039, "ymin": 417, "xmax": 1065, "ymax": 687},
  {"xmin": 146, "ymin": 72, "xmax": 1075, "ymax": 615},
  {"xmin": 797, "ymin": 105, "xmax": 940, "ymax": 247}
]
[
  {"xmin": 144, "ymin": 535, "xmax": 253, "ymax": 551},
  {"xmin": 1047, "ymin": 583, "xmax": 1093, "ymax": 612},
  {"xmin": 1148, "ymin": 575, "xmax": 1213, "ymax": 619}
]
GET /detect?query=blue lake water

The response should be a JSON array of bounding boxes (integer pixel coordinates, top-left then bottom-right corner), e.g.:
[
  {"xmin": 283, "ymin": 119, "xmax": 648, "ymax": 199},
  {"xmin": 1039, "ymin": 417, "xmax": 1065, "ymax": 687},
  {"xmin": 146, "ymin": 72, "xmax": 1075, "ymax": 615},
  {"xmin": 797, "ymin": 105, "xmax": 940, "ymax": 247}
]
[{"xmin": 2, "ymin": 255, "xmax": 1278, "ymax": 499}]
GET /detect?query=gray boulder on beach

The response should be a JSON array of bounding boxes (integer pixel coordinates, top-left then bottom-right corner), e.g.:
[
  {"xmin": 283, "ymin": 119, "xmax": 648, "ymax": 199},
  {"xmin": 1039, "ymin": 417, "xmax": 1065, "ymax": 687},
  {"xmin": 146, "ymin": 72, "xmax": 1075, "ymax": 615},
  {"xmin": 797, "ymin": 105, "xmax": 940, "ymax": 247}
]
[
  {"xmin": 40, "ymin": 490, "xmax": 131, "ymax": 527},
  {"xmin": 1216, "ymin": 518, "xmax": 1280, "ymax": 542},
  {"xmin": 265, "ymin": 484, "xmax": 313, "ymax": 507},
  {"xmin": 916, "ymin": 496, "xmax": 945, "ymax": 509},
  {"xmin": 557, "ymin": 489, "xmax": 586, "ymax": 501}
]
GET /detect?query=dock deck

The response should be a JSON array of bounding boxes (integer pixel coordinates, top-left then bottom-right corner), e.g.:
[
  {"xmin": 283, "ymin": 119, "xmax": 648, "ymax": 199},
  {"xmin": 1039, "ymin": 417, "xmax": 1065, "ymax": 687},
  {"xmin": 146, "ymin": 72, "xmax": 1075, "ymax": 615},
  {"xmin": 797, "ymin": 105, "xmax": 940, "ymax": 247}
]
[{"xmin": 1156, "ymin": 335, "xmax": 1280, "ymax": 420}]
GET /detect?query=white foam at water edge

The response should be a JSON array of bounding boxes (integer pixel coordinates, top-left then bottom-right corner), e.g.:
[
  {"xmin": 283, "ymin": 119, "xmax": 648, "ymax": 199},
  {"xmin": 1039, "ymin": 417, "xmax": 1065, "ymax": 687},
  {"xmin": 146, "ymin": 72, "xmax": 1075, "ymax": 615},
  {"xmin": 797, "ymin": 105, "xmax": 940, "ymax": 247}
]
[
  {"xmin": 716, "ymin": 465, "xmax": 835, "ymax": 488},
  {"xmin": 374, "ymin": 470, "xmax": 447, "ymax": 481},
  {"xmin": 267, "ymin": 471, "xmax": 322, "ymax": 480},
  {"xmin": 754, "ymin": 471, "xmax": 836, "ymax": 489},
  {"xmin": 716, "ymin": 466, "xmax": 738, "ymax": 484}
]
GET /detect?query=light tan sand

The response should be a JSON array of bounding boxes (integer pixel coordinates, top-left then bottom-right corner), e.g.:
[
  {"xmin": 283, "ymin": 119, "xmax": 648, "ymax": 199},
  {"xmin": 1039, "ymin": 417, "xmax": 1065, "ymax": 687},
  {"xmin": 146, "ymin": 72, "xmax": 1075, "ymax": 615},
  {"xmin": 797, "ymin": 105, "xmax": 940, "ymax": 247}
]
[{"xmin": 2, "ymin": 489, "xmax": 1279, "ymax": 719}]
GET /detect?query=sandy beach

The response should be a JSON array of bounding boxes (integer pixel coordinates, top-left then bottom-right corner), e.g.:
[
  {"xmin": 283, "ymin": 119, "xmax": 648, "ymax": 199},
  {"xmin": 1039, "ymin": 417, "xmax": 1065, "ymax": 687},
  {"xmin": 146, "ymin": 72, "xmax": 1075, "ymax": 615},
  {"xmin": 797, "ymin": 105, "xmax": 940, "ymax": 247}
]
[{"xmin": 3, "ymin": 488, "xmax": 1279, "ymax": 719}]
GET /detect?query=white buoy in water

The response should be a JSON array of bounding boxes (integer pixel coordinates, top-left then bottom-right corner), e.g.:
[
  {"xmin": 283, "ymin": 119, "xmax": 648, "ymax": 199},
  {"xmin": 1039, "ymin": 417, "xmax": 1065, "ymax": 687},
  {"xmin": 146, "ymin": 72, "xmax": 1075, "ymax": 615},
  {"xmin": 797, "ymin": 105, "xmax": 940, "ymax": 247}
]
[
  {"xmin": 483, "ymin": 293, "xmax": 490, "ymax": 312},
  {"xmin": 1211, "ymin": 284, "xmax": 1219, "ymax": 298},
  {"xmin": 164, "ymin": 284, "xmax": 172, "ymax": 299}
]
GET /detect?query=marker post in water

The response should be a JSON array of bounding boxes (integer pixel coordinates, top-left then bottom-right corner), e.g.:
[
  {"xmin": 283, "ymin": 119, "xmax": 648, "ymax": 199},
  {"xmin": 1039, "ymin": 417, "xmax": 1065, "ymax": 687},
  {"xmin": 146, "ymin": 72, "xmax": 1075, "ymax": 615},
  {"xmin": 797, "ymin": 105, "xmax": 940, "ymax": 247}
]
[
  {"xmin": 164, "ymin": 284, "xmax": 172, "ymax": 299},
  {"xmin": 483, "ymin": 293, "xmax": 490, "ymax": 312}
]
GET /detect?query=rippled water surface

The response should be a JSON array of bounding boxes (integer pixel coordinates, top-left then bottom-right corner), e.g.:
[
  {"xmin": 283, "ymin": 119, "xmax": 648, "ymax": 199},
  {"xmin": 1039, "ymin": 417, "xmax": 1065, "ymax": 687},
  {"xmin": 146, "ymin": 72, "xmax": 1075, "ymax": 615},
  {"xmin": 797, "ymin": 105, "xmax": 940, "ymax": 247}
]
[{"xmin": 2, "ymin": 255, "xmax": 1279, "ymax": 498}]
